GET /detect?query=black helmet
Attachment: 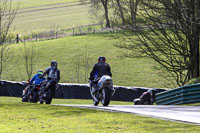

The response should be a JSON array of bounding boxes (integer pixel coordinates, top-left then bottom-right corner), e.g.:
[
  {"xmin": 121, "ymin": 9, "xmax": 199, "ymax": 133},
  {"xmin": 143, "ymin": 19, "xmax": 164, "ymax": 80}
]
[
  {"xmin": 98, "ymin": 56, "xmax": 106, "ymax": 63},
  {"xmin": 51, "ymin": 60, "xmax": 57, "ymax": 67}
]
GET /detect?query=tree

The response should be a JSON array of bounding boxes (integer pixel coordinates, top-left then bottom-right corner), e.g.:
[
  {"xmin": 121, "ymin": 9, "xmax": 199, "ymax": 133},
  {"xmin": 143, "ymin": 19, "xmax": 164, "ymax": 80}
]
[
  {"xmin": 81, "ymin": 0, "xmax": 111, "ymax": 28},
  {"xmin": 117, "ymin": 0, "xmax": 200, "ymax": 86},
  {"xmin": 111, "ymin": 0, "xmax": 140, "ymax": 26},
  {"xmin": 23, "ymin": 43, "xmax": 38, "ymax": 80},
  {"xmin": 0, "ymin": 0, "xmax": 17, "ymax": 79},
  {"xmin": 73, "ymin": 46, "xmax": 93, "ymax": 83},
  {"xmin": 100, "ymin": 0, "xmax": 111, "ymax": 28}
]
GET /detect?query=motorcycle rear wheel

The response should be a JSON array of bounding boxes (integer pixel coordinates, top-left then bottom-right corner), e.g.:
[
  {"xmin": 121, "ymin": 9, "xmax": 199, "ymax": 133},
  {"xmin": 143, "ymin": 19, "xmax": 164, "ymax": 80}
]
[{"xmin": 101, "ymin": 88, "xmax": 111, "ymax": 106}]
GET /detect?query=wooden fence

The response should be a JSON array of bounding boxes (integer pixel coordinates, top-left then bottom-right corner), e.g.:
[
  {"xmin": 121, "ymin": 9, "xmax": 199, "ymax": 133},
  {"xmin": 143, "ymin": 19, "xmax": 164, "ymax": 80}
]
[{"xmin": 10, "ymin": 24, "xmax": 120, "ymax": 44}]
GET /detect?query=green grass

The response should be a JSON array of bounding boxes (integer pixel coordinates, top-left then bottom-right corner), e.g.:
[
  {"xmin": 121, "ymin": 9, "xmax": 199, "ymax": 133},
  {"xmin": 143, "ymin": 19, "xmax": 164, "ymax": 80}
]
[
  {"xmin": 11, "ymin": 1, "xmax": 96, "ymax": 35},
  {"xmin": 3, "ymin": 33, "xmax": 169, "ymax": 88},
  {"xmin": 12, "ymin": 0, "xmax": 79, "ymax": 9},
  {"xmin": 0, "ymin": 97, "xmax": 200, "ymax": 133}
]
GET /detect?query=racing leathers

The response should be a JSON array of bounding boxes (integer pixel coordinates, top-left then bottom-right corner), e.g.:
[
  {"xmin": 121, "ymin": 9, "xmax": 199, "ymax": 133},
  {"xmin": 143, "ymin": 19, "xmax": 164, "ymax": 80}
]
[
  {"xmin": 89, "ymin": 62, "xmax": 112, "ymax": 93},
  {"xmin": 89, "ymin": 62, "xmax": 112, "ymax": 81},
  {"xmin": 29, "ymin": 73, "xmax": 45, "ymax": 86},
  {"xmin": 21, "ymin": 73, "xmax": 45, "ymax": 99},
  {"xmin": 43, "ymin": 66, "xmax": 60, "ymax": 91}
]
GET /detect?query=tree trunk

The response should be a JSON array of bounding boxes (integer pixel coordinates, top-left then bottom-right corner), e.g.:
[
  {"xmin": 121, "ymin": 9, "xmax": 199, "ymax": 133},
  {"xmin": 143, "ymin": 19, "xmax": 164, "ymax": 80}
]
[
  {"xmin": 129, "ymin": 0, "xmax": 135, "ymax": 25},
  {"xmin": 101, "ymin": 0, "xmax": 111, "ymax": 28},
  {"xmin": 116, "ymin": 0, "xmax": 125, "ymax": 25},
  {"xmin": 191, "ymin": 0, "xmax": 200, "ymax": 78}
]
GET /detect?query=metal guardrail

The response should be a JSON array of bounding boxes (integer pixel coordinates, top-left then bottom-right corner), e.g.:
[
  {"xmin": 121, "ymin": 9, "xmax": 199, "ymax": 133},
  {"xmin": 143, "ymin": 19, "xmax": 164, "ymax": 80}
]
[{"xmin": 155, "ymin": 83, "xmax": 200, "ymax": 105}]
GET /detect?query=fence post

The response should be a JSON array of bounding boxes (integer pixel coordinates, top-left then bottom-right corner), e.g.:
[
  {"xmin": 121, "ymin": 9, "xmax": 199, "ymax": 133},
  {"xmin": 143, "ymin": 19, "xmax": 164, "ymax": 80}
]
[
  {"xmin": 36, "ymin": 34, "xmax": 37, "ymax": 42},
  {"xmin": 56, "ymin": 32, "xmax": 58, "ymax": 39},
  {"xmin": 16, "ymin": 34, "xmax": 19, "ymax": 43},
  {"xmin": 73, "ymin": 28, "xmax": 74, "ymax": 36},
  {"xmin": 94, "ymin": 28, "xmax": 96, "ymax": 33}
]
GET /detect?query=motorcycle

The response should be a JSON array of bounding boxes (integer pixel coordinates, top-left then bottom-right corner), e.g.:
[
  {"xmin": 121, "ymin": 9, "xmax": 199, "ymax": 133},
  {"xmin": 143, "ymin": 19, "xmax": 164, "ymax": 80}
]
[
  {"xmin": 29, "ymin": 84, "xmax": 41, "ymax": 103},
  {"xmin": 21, "ymin": 84, "xmax": 41, "ymax": 103},
  {"xmin": 133, "ymin": 91, "xmax": 153, "ymax": 105},
  {"xmin": 39, "ymin": 79, "xmax": 58, "ymax": 104},
  {"xmin": 90, "ymin": 75, "xmax": 115, "ymax": 106}
]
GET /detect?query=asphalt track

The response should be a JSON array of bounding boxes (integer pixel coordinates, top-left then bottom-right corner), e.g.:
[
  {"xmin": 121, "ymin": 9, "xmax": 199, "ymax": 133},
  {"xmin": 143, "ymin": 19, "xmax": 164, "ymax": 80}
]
[{"xmin": 53, "ymin": 104, "xmax": 200, "ymax": 125}]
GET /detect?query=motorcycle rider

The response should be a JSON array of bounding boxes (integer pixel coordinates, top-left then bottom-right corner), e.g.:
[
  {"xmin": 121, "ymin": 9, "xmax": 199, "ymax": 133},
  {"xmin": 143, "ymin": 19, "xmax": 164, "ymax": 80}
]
[
  {"xmin": 29, "ymin": 70, "xmax": 46, "ymax": 86},
  {"xmin": 42, "ymin": 60, "xmax": 60, "ymax": 97},
  {"xmin": 89, "ymin": 56, "xmax": 112, "ymax": 93},
  {"xmin": 21, "ymin": 70, "xmax": 45, "ymax": 99}
]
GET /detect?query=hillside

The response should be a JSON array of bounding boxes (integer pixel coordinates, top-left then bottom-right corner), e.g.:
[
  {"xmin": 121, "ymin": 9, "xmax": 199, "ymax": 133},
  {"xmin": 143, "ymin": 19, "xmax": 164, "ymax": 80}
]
[{"xmin": 2, "ymin": 33, "xmax": 171, "ymax": 88}]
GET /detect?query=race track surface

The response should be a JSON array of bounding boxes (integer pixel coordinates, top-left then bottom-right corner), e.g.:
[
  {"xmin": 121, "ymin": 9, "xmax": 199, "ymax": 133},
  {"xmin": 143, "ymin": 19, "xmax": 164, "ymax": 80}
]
[{"xmin": 53, "ymin": 104, "xmax": 200, "ymax": 125}]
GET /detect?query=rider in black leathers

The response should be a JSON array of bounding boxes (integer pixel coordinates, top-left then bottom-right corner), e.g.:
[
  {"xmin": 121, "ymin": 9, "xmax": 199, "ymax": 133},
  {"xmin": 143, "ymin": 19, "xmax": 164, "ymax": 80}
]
[
  {"xmin": 42, "ymin": 60, "xmax": 60, "ymax": 96},
  {"xmin": 89, "ymin": 56, "xmax": 112, "ymax": 93}
]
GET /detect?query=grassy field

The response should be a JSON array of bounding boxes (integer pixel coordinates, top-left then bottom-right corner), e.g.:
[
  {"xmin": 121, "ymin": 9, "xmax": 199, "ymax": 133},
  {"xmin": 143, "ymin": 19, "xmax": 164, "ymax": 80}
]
[
  {"xmin": 0, "ymin": 97, "xmax": 200, "ymax": 133},
  {"xmin": 12, "ymin": 0, "xmax": 79, "ymax": 9},
  {"xmin": 3, "ymin": 33, "xmax": 170, "ymax": 88},
  {"xmin": 10, "ymin": 0, "xmax": 97, "ymax": 35}
]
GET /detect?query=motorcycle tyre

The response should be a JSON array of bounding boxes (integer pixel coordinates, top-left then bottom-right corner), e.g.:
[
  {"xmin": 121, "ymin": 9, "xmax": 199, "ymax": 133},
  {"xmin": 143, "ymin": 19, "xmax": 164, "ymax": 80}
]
[
  {"xmin": 30, "ymin": 92, "xmax": 38, "ymax": 103},
  {"xmin": 101, "ymin": 88, "xmax": 111, "ymax": 106},
  {"xmin": 89, "ymin": 87, "xmax": 99, "ymax": 106},
  {"xmin": 93, "ymin": 99, "xmax": 99, "ymax": 106},
  {"xmin": 45, "ymin": 89, "xmax": 53, "ymax": 104},
  {"xmin": 22, "ymin": 97, "xmax": 28, "ymax": 102}
]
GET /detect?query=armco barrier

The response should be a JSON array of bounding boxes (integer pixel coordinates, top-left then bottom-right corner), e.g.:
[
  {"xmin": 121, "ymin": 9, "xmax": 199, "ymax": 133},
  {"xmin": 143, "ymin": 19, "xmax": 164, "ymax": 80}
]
[
  {"xmin": 0, "ymin": 80, "xmax": 165, "ymax": 102},
  {"xmin": 155, "ymin": 83, "xmax": 200, "ymax": 105}
]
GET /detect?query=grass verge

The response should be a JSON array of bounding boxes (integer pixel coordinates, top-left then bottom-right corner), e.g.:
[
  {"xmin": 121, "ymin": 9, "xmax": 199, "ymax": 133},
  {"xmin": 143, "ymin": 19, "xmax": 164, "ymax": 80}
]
[{"xmin": 0, "ymin": 97, "xmax": 200, "ymax": 133}]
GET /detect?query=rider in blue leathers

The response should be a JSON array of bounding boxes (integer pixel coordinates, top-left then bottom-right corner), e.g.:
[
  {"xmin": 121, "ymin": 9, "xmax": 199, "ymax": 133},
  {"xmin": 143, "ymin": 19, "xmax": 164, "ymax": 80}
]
[
  {"xmin": 21, "ymin": 70, "xmax": 45, "ymax": 100},
  {"xmin": 29, "ymin": 70, "xmax": 46, "ymax": 86}
]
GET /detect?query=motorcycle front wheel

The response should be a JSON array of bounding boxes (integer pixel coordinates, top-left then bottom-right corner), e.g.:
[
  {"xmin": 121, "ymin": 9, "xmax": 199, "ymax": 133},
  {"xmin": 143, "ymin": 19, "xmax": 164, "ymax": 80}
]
[
  {"xmin": 45, "ymin": 89, "xmax": 53, "ymax": 104},
  {"xmin": 22, "ymin": 97, "xmax": 28, "ymax": 102},
  {"xmin": 30, "ymin": 92, "xmax": 38, "ymax": 103},
  {"xmin": 90, "ymin": 87, "xmax": 99, "ymax": 106}
]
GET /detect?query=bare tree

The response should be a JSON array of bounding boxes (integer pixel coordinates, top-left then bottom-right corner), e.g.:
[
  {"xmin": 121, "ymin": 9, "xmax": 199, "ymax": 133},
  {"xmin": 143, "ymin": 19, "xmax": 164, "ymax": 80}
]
[
  {"xmin": 115, "ymin": 0, "xmax": 125, "ymax": 25},
  {"xmin": 110, "ymin": 0, "xmax": 140, "ymax": 26},
  {"xmin": 117, "ymin": 0, "xmax": 200, "ymax": 86},
  {"xmin": 23, "ymin": 43, "xmax": 38, "ymax": 80},
  {"xmin": 81, "ymin": 0, "xmax": 111, "ymax": 28},
  {"xmin": 73, "ymin": 46, "xmax": 93, "ymax": 83},
  {"xmin": 74, "ymin": 55, "xmax": 81, "ymax": 83},
  {"xmin": 100, "ymin": 0, "xmax": 111, "ymax": 28},
  {"xmin": 89, "ymin": 7, "xmax": 105, "ymax": 29},
  {"xmin": 82, "ymin": 45, "xmax": 93, "ymax": 83},
  {"xmin": 0, "ymin": 0, "xmax": 17, "ymax": 79}
]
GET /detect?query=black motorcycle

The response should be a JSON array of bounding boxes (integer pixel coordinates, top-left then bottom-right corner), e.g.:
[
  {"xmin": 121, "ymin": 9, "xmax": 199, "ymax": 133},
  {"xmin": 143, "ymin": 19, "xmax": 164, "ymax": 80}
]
[
  {"xmin": 90, "ymin": 75, "xmax": 115, "ymax": 106},
  {"xmin": 39, "ymin": 79, "xmax": 58, "ymax": 104}
]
